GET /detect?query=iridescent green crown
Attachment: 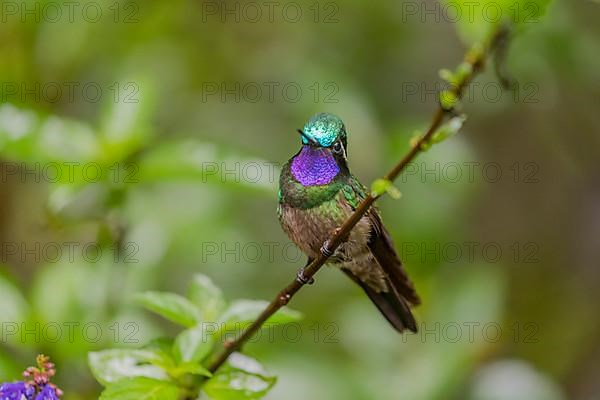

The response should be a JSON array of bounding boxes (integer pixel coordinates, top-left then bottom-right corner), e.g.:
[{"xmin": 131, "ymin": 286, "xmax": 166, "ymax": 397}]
[{"xmin": 302, "ymin": 113, "xmax": 346, "ymax": 147}]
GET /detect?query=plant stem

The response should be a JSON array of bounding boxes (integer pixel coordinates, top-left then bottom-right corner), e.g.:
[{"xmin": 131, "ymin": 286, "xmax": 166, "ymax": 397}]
[{"xmin": 207, "ymin": 25, "xmax": 509, "ymax": 374}]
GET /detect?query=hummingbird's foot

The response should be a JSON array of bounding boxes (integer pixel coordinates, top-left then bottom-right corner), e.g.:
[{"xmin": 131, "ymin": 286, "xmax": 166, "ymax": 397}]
[
  {"xmin": 321, "ymin": 240, "xmax": 334, "ymax": 257},
  {"xmin": 296, "ymin": 268, "xmax": 315, "ymax": 285}
]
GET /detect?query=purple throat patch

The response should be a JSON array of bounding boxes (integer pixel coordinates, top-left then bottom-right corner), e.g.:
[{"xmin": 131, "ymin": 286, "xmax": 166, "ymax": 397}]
[{"xmin": 291, "ymin": 146, "xmax": 340, "ymax": 186}]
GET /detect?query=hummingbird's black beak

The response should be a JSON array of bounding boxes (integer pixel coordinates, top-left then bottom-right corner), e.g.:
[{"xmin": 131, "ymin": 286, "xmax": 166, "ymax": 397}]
[{"xmin": 297, "ymin": 129, "xmax": 317, "ymax": 145}]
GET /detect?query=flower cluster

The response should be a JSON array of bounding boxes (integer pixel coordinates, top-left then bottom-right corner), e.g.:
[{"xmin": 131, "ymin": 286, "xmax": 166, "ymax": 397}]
[{"xmin": 0, "ymin": 355, "xmax": 62, "ymax": 400}]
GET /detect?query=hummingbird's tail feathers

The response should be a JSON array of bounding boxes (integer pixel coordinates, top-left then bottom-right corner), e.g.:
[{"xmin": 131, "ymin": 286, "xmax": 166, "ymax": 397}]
[
  {"xmin": 342, "ymin": 269, "xmax": 418, "ymax": 333},
  {"xmin": 367, "ymin": 212, "xmax": 421, "ymax": 306}
]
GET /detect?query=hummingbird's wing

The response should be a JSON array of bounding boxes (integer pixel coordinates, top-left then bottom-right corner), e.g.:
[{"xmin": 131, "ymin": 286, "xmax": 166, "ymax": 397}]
[
  {"xmin": 342, "ymin": 177, "xmax": 420, "ymax": 333},
  {"xmin": 345, "ymin": 176, "xmax": 420, "ymax": 305},
  {"xmin": 342, "ymin": 268, "xmax": 417, "ymax": 333},
  {"xmin": 367, "ymin": 211, "xmax": 421, "ymax": 306}
]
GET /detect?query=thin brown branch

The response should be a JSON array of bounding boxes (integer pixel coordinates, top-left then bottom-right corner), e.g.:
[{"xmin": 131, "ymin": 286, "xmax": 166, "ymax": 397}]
[{"xmin": 207, "ymin": 25, "xmax": 509, "ymax": 374}]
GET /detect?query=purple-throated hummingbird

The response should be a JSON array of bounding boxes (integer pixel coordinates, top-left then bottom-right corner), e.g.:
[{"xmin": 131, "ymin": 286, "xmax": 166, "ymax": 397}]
[{"xmin": 277, "ymin": 113, "xmax": 420, "ymax": 333}]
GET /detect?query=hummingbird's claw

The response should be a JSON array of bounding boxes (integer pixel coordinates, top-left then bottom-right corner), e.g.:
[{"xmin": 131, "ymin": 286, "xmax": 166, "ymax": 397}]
[
  {"xmin": 296, "ymin": 267, "xmax": 315, "ymax": 285},
  {"xmin": 321, "ymin": 240, "xmax": 334, "ymax": 257}
]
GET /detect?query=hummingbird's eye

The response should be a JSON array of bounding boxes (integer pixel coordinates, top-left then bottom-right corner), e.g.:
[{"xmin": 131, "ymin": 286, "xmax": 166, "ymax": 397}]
[{"xmin": 332, "ymin": 141, "xmax": 343, "ymax": 154}]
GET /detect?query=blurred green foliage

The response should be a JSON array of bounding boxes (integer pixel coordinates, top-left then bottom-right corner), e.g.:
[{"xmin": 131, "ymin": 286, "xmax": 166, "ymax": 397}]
[
  {"xmin": 89, "ymin": 274, "xmax": 299, "ymax": 399},
  {"xmin": 1, "ymin": 0, "xmax": 599, "ymax": 398}
]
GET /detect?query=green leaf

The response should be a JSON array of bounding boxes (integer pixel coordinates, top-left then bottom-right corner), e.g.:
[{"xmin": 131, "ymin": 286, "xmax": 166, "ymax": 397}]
[
  {"xmin": 99, "ymin": 378, "xmax": 180, "ymax": 400},
  {"xmin": 439, "ymin": 90, "xmax": 458, "ymax": 110},
  {"xmin": 141, "ymin": 338, "xmax": 177, "ymax": 370},
  {"xmin": 440, "ymin": 63, "xmax": 474, "ymax": 88},
  {"xmin": 370, "ymin": 179, "xmax": 401, "ymax": 199},
  {"xmin": 455, "ymin": 62, "xmax": 473, "ymax": 83},
  {"xmin": 173, "ymin": 324, "xmax": 215, "ymax": 364},
  {"xmin": 217, "ymin": 300, "xmax": 302, "ymax": 331},
  {"xmin": 203, "ymin": 371, "xmax": 275, "ymax": 400},
  {"xmin": 171, "ymin": 362, "xmax": 213, "ymax": 378},
  {"xmin": 188, "ymin": 274, "xmax": 227, "ymax": 321},
  {"xmin": 99, "ymin": 78, "xmax": 155, "ymax": 163},
  {"xmin": 88, "ymin": 349, "xmax": 170, "ymax": 386},
  {"xmin": 386, "ymin": 185, "xmax": 402, "ymax": 200},
  {"xmin": 134, "ymin": 292, "xmax": 202, "ymax": 327},
  {"xmin": 370, "ymin": 178, "xmax": 391, "ymax": 197},
  {"xmin": 203, "ymin": 353, "xmax": 276, "ymax": 400},
  {"xmin": 439, "ymin": 68, "xmax": 458, "ymax": 86},
  {"xmin": 431, "ymin": 115, "xmax": 467, "ymax": 144},
  {"xmin": 226, "ymin": 353, "xmax": 273, "ymax": 377}
]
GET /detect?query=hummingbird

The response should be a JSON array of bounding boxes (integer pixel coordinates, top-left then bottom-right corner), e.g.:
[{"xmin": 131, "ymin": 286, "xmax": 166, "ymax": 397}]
[{"xmin": 277, "ymin": 113, "xmax": 420, "ymax": 333}]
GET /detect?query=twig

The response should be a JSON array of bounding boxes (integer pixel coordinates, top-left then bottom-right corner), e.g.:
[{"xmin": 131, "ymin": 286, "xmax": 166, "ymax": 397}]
[{"xmin": 207, "ymin": 25, "xmax": 509, "ymax": 374}]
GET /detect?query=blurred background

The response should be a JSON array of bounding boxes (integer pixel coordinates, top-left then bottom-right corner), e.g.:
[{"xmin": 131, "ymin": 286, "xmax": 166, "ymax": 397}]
[{"xmin": 1, "ymin": 0, "xmax": 599, "ymax": 399}]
